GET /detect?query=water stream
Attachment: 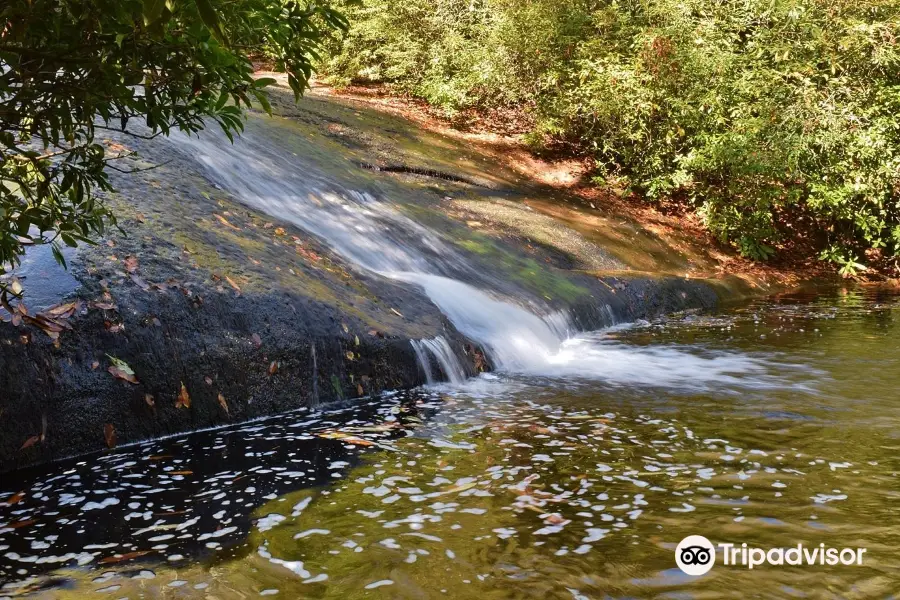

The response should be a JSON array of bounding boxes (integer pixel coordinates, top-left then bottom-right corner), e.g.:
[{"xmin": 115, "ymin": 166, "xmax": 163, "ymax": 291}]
[
  {"xmin": 1, "ymin": 117, "xmax": 896, "ymax": 599},
  {"xmin": 0, "ymin": 289, "xmax": 897, "ymax": 599},
  {"xmin": 170, "ymin": 116, "xmax": 769, "ymax": 384}
]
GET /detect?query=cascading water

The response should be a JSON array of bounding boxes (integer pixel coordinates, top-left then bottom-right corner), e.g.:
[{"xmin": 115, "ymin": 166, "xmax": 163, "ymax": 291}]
[
  {"xmin": 410, "ymin": 337, "xmax": 467, "ymax": 385},
  {"xmin": 170, "ymin": 116, "xmax": 576, "ymax": 373},
  {"xmin": 169, "ymin": 114, "xmax": 778, "ymax": 388}
]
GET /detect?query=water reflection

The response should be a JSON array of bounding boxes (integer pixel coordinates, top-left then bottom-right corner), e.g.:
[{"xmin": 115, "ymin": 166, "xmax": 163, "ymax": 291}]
[{"xmin": 1, "ymin": 289, "xmax": 898, "ymax": 599}]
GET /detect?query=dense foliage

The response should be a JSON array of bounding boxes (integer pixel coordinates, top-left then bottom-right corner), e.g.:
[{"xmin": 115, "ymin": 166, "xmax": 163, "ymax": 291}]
[
  {"xmin": 321, "ymin": 0, "xmax": 900, "ymax": 273},
  {"xmin": 0, "ymin": 0, "xmax": 346, "ymax": 288}
]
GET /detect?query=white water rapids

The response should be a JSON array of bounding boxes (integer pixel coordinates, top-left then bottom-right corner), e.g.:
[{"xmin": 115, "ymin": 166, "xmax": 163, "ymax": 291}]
[{"xmin": 170, "ymin": 115, "xmax": 777, "ymax": 389}]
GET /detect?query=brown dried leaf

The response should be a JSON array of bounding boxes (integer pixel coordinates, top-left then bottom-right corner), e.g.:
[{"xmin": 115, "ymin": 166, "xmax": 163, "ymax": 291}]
[
  {"xmin": 41, "ymin": 302, "xmax": 79, "ymax": 320},
  {"xmin": 274, "ymin": 227, "xmax": 286, "ymax": 236},
  {"xmin": 145, "ymin": 394, "xmax": 155, "ymax": 408},
  {"xmin": 224, "ymin": 276, "xmax": 241, "ymax": 293},
  {"xmin": 104, "ymin": 424, "xmax": 117, "ymax": 449},
  {"xmin": 213, "ymin": 213, "xmax": 241, "ymax": 231},
  {"xmin": 176, "ymin": 382, "xmax": 191, "ymax": 409},
  {"xmin": 108, "ymin": 366, "xmax": 138, "ymax": 384},
  {"xmin": 136, "ymin": 213, "xmax": 145, "ymax": 223},
  {"xmin": 124, "ymin": 256, "xmax": 139, "ymax": 273},
  {"xmin": 92, "ymin": 301, "xmax": 117, "ymax": 311},
  {"xmin": 6, "ymin": 491, "xmax": 24, "ymax": 505},
  {"xmin": 357, "ymin": 383, "xmax": 364, "ymax": 396},
  {"xmin": 19, "ymin": 435, "xmax": 40, "ymax": 451},
  {"xmin": 268, "ymin": 361, "xmax": 279, "ymax": 376},
  {"xmin": 218, "ymin": 393, "xmax": 229, "ymax": 416}
]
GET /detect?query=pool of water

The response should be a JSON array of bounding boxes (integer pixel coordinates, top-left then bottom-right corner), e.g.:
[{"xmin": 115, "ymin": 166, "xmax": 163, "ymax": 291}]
[{"xmin": 1, "ymin": 288, "xmax": 898, "ymax": 599}]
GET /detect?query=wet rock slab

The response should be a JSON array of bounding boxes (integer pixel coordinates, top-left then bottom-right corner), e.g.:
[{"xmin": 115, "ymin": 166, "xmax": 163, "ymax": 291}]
[
  {"xmin": 0, "ymin": 138, "xmax": 476, "ymax": 474},
  {"xmin": 1, "ymin": 89, "xmax": 727, "ymax": 473}
]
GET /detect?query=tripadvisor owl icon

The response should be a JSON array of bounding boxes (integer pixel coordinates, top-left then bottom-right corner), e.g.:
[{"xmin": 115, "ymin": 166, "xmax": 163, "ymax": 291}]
[{"xmin": 676, "ymin": 535, "xmax": 716, "ymax": 576}]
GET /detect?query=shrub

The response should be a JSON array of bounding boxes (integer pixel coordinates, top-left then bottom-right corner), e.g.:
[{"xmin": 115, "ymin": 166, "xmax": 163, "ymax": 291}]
[{"xmin": 321, "ymin": 0, "xmax": 900, "ymax": 270}]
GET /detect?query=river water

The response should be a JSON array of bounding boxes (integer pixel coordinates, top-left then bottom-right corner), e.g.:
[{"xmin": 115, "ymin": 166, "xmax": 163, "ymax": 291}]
[{"xmin": 1, "ymin": 287, "xmax": 897, "ymax": 599}]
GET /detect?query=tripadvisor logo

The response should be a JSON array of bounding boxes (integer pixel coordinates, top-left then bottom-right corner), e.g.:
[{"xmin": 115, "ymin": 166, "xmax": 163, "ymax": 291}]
[{"xmin": 675, "ymin": 536, "xmax": 867, "ymax": 575}]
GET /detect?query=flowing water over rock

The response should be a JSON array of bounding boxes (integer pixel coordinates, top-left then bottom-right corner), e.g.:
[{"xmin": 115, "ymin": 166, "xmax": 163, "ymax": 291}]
[
  {"xmin": 1, "ymin": 289, "xmax": 897, "ymax": 599},
  {"xmin": 170, "ymin": 116, "xmax": 618, "ymax": 376}
]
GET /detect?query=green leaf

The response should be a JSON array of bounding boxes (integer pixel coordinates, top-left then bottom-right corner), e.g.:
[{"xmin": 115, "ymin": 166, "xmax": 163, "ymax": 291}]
[
  {"xmin": 142, "ymin": 0, "xmax": 166, "ymax": 26},
  {"xmin": 253, "ymin": 90, "xmax": 272, "ymax": 116},
  {"xmin": 194, "ymin": 0, "xmax": 228, "ymax": 45},
  {"xmin": 51, "ymin": 244, "xmax": 67, "ymax": 269}
]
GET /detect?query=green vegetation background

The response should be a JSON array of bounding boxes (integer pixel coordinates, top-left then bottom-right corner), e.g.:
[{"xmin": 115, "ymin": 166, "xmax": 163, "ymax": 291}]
[{"xmin": 320, "ymin": 0, "xmax": 900, "ymax": 274}]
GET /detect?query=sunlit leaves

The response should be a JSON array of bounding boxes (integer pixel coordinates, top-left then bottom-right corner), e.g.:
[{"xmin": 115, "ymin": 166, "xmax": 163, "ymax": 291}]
[
  {"xmin": 176, "ymin": 382, "xmax": 192, "ymax": 409},
  {"xmin": 0, "ymin": 0, "xmax": 348, "ymax": 289}
]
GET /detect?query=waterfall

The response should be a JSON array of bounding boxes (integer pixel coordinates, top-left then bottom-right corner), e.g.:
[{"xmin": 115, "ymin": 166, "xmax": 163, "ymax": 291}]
[
  {"xmin": 167, "ymin": 114, "xmax": 781, "ymax": 390},
  {"xmin": 169, "ymin": 115, "xmax": 576, "ymax": 380},
  {"xmin": 410, "ymin": 337, "xmax": 467, "ymax": 385}
]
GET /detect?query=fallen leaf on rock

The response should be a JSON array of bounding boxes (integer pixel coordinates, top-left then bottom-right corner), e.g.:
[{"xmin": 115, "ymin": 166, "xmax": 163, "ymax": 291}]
[
  {"xmin": 145, "ymin": 394, "xmax": 155, "ymax": 410},
  {"xmin": 104, "ymin": 424, "xmax": 117, "ymax": 448},
  {"xmin": 92, "ymin": 301, "xmax": 117, "ymax": 311},
  {"xmin": 109, "ymin": 366, "xmax": 137, "ymax": 383},
  {"xmin": 169, "ymin": 471, "xmax": 194, "ymax": 476},
  {"xmin": 41, "ymin": 302, "xmax": 79, "ymax": 319},
  {"xmin": 19, "ymin": 436, "xmax": 40, "ymax": 451},
  {"xmin": 268, "ymin": 361, "xmax": 279, "ymax": 376},
  {"xmin": 225, "ymin": 275, "xmax": 241, "ymax": 293},
  {"xmin": 218, "ymin": 393, "xmax": 229, "ymax": 416},
  {"xmin": 357, "ymin": 383, "xmax": 364, "ymax": 396},
  {"xmin": 107, "ymin": 355, "xmax": 138, "ymax": 384},
  {"xmin": 274, "ymin": 227, "xmax": 286, "ymax": 236},
  {"xmin": 91, "ymin": 360, "xmax": 100, "ymax": 370},
  {"xmin": 251, "ymin": 333, "xmax": 262, "ymax": 348},
  {"xmin": 345, "ymin": 351, "xmax": 355, "ymax": 360},
  {"xmin": 6, "ymin": 491, "xmax": 24, "ymax": 505},
  {"xmin": 213, "ymin": 213, "xmax": 241, "ymax": 231},
  {"xmin": 136, "ymin": 213, "xmax": 145, "ymax": 223},
  {"xmin": 124, "ymin": 256, "xmax": 139, "ymax": 273},
  {"xmin": 176, "ymin": 382, "xmax": 191, "ymax": 409}
]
